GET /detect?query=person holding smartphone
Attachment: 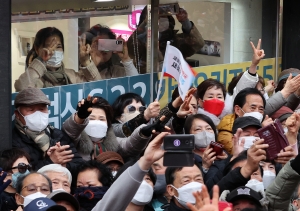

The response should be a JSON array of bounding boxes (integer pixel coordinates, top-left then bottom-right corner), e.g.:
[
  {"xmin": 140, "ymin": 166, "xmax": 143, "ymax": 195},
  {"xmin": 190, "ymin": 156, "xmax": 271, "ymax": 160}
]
[
  {"xmin": 15, "ymin": 27, "xmax": 97, "ymax": 91},
  {"xmin": 0, "ymin": 149, "xmax": 31, "ymax": 211},
  {"xmin": 183, "ymin": 114, "xmax": 229, "ymax": 192},
  {"xmin": 79, "ymin": 24, "xmax": 138, "ymax": 80}
]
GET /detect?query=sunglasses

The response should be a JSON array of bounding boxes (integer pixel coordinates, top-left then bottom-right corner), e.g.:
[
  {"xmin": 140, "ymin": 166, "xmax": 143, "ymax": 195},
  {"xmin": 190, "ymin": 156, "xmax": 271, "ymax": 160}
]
[
  {"xmin": 10, "ymin": 163, "xmax": 32, "ymax": 174},
  {"xmin": 127, "ymin": 105, "xmax": 146, "ymax": 113}
]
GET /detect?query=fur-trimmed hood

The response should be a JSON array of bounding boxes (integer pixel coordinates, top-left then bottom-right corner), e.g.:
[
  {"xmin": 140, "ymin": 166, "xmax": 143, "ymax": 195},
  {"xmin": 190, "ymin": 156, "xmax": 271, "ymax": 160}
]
[{"xmin": 77, "ymin": 126, "xmax": 119, "ymax": 157}]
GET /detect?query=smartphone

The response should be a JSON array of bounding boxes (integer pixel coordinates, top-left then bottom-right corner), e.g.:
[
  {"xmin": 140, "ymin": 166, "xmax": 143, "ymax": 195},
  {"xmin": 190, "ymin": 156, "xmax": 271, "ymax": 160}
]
[
  {"xmin": 164, "ymin": 151, "xmax": 194, "ymax": 167},
  {"xmin": 209, "ymin": 141, "xmax": 223, "ymax": 156},
  {"xmin": 159, "ymin": 3, "xmax": 180, "ymax": 16},
  {"xmin": 163, "ymin": 134, "xmax": 195, "ymax": 167},
  {"xmin": 163, "ymin": 134, "xmax": 195, "ymax": 151},
  {"xmin": 98, "ymin": 39, "xmax": 123, "ymax": 52}
]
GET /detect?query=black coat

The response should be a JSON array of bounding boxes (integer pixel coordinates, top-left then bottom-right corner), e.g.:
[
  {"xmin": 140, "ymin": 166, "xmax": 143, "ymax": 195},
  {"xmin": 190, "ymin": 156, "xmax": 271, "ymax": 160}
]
[
  {"xmin": 163, "ymin": 200, "xmax": 187, "ymax": 211},
  {"xmin": 194, "ymin": 154, "xmax": 230, "ymax": 192},
  {"xmin": 0, "ymin": 191, "xmax": 18, "ymax": 211},
  {"xmin": 12, "ymin": 126, "xmax": 84, "ymax": 172},
  {"xmin": 213, "ymin": 167, "xmax": 249, "ymax": 196}
]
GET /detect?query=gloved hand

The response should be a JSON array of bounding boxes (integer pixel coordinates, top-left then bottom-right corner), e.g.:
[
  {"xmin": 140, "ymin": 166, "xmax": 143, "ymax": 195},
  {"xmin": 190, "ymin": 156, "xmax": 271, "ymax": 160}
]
[
  {"xmin": 140, "ymin": 116, "xmax": 170, "ymax": 137},
  {"xmin": 76, "ymin": 95, "xmax": 97, "ymax": 119},
  {"xmin": 0, "ymin": 168, "xmax": 11, "ymax": 194}
]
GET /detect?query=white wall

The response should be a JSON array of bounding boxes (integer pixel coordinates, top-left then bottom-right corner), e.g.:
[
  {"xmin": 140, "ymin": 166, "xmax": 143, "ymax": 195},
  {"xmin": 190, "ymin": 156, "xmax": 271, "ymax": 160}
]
[
  {"xmin": 11, "ymin": 19, "xmax": 78, "ymax": 92},
  {"xmin": 90, "ymin": 15, "xmax": 130, "ymax": 31}
]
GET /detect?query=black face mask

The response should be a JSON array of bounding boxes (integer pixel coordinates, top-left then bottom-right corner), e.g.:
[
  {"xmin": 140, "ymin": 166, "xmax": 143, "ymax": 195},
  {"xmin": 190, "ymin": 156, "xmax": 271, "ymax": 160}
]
[
  {"xmin": 74, "ymin": 186, "xmax": 109, "ymax": 211},
  {"xmin": 154, "ymin": 174, "xmax": 167, "ymax": 196}
]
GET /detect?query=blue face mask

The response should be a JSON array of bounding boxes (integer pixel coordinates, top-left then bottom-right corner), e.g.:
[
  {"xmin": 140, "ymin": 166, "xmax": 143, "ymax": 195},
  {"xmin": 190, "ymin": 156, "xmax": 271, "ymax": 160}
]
[{"xmin": 12, "ymin": 170, "xmax": 30, "ymax": 188}]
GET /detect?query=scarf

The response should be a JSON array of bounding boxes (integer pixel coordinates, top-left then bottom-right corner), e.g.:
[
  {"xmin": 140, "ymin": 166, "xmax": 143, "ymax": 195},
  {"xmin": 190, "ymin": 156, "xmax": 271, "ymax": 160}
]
[
  {"xmin": 15, "ymin": 119, "xmax": 50, "ymax": 153},
  {"xmin": 43, "ymin": 63, "xmax": 70, "ymax": 87},
  {"xmin": 74, "ymin": 186, "xmax": 109, "ymax": 211}
]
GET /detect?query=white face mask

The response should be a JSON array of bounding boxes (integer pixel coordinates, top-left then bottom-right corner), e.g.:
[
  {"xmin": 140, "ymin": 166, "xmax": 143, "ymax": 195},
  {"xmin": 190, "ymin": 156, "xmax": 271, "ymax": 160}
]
[
  {"xmin": 159, "ymin": 18, "xmax": 169, "ymax": 32},
  {"xmin": 22, "ymin": 192, "xmax": 47, "ymax": 207},
  {"xmin": 131, "ymin": 180, "xmax": 154, "ymax": 205},
  {"xmin": 52, "ymin": 188, "xmax": 66, "ymax": 192},
  {"xmin": 243, "ymin": 112, "xmax": 263, "ymax": 123},
  {"xmin": 85, "ymin": 120, "xmax": 108, "ymax": 142},
  {"xmin": 263, "ymin": 170, "xmax": 276, "ymax": 189},
  {"xmin": 47, "ymin": 51, "xmax": 64, "ymax": 67},
  {"xmin": 111, "ymin": 171, "xmax": 117, "ymax": 177},
  {"xmin": 194, "ymin": 131, "xmax": 215, "ymax": 149},
  {"xmin": 245, "ymin": 179, "xmax": 264, "ymax": 193},
  {"xmin": 172, "ymin": 182, "xmax": 203, "ymax": 209},
  {"xmin": 20, "ymin": 110, "xmax": 49, "ymax": 132},
  {"xmin": 239, "ymin": 136, "xmax": 257, "ymax": 150},
  {"xmin": 120, "ymin": 111, "xmax": 140, "ymax": 123}
]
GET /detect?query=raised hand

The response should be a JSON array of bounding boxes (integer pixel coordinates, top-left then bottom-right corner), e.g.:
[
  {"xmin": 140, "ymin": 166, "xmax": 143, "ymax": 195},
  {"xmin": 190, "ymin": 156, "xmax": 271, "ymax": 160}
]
[
  {"xmin": 116, "ymin": 36, "xmax": 131, "ymax": 62},
  {"xmin": 177, "ymin": 95, "xmax": 194, "ymax": 118},
  {"xmin": 37, "ymin": 37, "xmax": 58, "ymax": 61},
  {"xmin": 232, "ymin": 128, "xmax": 245, "ymax": 159},
  {"xmin": 138, "ymin": 132, "xmax": 170, "ymax": 170},
  {"xmin": 241, "ymin": 139, "xmax": 268, "ymax": 178},
  {"xmin": 262, "ymin": 115, "xmax": 273, "ymax": 127},
  {"xmin": 76, "ymin": 95, "xmax": 98, "ymax": 120},
  {"xmin": 281, "ymin": 74, "xmax": 300, "ymax": 98},
  {"xmin": 187, "ymin": 185, "xmax": 232, "ymax": 211},
  {"xmin": 144, "ymin": 101, "xmax": 161, "ymax": 121},
  {"xmin": 172, "ymin": 87, "xmax": 197, "ymax": 109},
  {"xmin": 275, "ymin": 145, "xmax": 296, "ymax": 164},
  {"xmin": 79, "ymin": 34, "xmax": 92, "ymax": 66},
  {"xmin": 176, "ymin": 8, "xmax": 188, "ymax": 22},
  {"xmin": 250, "ymin": 39, "xmax": 265, "ymax": 66},
  {"xmin": 264, "ymin": 80, "xmax": 275, "ymax": 93}
]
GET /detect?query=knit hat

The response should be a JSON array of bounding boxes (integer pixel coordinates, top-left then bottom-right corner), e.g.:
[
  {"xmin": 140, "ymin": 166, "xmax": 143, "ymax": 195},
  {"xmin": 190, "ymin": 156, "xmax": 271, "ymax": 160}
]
[
  {"xmin": 277, "ymin": 68, "xmax": 300, "ymax": 83},
  {"xmin": 96, "ymin": 151, "xmax": 124, "ymax": 165},
  {"xmin": 14, "ymin": 87, "xmax": 50, "ymax": 108},
  {"xmin": 271, "ymin": 106, "xmax": 293, "ymax": 122}
]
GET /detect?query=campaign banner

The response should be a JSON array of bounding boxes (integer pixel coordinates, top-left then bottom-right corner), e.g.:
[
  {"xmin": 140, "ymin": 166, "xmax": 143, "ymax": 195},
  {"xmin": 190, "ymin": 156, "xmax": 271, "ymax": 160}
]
[{"xmin": 11, "ymin": 58, "xmax": 278, "ymax": 129}]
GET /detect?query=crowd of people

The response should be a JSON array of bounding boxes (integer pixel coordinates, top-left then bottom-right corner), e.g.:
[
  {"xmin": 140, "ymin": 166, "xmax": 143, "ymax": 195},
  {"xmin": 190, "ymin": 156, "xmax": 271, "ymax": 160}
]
[{"xmin": 3, "ymin": 5, "xmax": 300, "ymax": 211}]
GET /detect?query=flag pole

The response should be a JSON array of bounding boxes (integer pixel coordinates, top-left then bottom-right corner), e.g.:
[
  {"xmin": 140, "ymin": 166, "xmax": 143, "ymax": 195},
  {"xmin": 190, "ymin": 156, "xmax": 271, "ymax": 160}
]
[{"xmin": 156, "ymin": 41, "xmax": 170, "ymax": 101}]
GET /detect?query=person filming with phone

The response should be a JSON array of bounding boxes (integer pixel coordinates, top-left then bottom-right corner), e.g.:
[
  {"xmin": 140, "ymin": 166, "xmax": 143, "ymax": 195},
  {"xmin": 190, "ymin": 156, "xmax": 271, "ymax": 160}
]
[{"xmin": 79, "ymin": 24, "xmax": 138, "ymax": 80}]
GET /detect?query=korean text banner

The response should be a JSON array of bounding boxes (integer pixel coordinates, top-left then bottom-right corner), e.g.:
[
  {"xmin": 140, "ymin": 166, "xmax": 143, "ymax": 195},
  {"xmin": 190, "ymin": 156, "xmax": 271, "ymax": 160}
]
[{"xmin": 11, "ymin": 58, "xmax": 278, "ymax": 129}]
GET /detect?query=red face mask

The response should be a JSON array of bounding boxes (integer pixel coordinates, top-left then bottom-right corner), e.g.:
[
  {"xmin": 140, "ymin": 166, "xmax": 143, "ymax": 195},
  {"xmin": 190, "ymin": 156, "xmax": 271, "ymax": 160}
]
[{"xmin": 203, "ymin": 99, "xmax": 225, "ymax": 116}]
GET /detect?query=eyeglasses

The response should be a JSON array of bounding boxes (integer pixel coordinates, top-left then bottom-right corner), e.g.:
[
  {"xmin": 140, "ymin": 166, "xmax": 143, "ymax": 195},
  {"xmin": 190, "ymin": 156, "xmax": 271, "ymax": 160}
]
[
  {"xmin": 127, "ymin": 105, "xmax": 146, "ymax": 113},
  {"xmin": 22, "ymin": 184, "xmax": 50, "ymax": 194},
  {"xmin": 10, "ymin": 163, "xmax": 31, "ymax": 173}
]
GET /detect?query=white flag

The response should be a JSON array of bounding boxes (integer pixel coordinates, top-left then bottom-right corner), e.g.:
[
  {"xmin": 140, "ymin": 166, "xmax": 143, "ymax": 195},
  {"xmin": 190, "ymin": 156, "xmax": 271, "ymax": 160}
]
[{"xmin": 156, "ymin": 42, "xmax": 196, "ymax": 100}]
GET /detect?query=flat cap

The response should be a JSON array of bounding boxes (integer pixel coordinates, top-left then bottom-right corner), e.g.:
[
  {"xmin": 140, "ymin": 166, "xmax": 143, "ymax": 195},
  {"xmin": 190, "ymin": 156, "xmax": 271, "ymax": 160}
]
[{"xmin": 14, "ymin": 87, "xmax": 50, "ymax": 108}]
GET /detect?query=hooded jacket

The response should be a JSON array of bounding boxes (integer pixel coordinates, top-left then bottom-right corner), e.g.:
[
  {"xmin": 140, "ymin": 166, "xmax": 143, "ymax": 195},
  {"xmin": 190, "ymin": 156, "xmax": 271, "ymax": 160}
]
[{"xmin": 266, "ymin": 159, "xmax": 300, "ymax": 211}]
